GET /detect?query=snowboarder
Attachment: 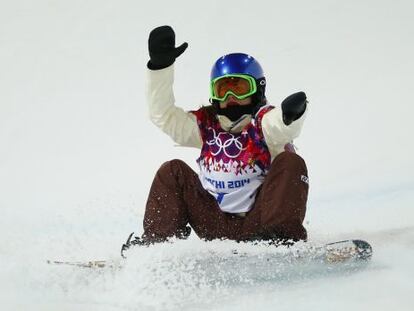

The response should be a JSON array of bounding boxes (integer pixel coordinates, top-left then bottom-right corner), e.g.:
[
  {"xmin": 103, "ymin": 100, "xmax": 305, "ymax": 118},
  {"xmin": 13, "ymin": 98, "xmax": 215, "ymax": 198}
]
[{"xmin": 123, "ymin": 25, "xmax": 309, "ymax": 253}]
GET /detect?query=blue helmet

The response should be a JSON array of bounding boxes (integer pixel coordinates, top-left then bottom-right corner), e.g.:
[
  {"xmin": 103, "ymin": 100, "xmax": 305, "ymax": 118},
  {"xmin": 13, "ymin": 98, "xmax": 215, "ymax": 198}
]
[
  {"xmin": 210, "ymin": 53, "xmax": 267, "ymax": 107},
  {"xmin": 211, "ymin": 53, "xmax": 265, "ymax": 80}
]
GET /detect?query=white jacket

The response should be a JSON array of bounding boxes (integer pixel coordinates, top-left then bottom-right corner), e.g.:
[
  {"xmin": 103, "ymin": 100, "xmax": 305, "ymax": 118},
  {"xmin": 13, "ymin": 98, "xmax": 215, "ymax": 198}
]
[{"xmin": 146, "ymin": 64, "xmax": 306, "ymax": 160}]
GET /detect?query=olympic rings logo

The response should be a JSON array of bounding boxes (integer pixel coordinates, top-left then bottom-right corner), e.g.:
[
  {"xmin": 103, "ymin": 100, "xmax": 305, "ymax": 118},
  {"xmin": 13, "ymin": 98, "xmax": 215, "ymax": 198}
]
[{"xmin": 206, "ymin": 128, "xmax": 248, "ymax": 158}]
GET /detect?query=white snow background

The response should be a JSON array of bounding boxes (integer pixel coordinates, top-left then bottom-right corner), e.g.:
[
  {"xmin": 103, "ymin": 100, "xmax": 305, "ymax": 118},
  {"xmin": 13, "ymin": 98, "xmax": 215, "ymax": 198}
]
[{"xmin": 1, "ymin": 0, "xmax": 413, "ymax": 310}]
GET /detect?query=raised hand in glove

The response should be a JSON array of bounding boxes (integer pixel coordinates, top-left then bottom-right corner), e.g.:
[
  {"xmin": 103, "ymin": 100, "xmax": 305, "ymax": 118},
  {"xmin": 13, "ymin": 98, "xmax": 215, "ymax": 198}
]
[
  {"xmin": 147, "ymin": 25, "xmax": 188, "ymax": 70},
  {"xmin": 281, "ymin": 91, "xmax": 308, "ymax": 125}
]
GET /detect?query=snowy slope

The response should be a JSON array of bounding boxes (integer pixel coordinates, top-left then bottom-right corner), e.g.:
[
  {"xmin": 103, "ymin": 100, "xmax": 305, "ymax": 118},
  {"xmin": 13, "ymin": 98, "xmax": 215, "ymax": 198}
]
[{"xmin": 0, "ymin": 0, "xmax": 413, "ymax": 310}]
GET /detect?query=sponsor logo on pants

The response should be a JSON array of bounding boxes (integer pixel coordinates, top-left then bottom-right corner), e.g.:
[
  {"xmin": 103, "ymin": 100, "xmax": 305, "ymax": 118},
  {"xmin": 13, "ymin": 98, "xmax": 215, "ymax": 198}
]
[{"xmin": 301, "ymin": 175, "xmax": 309, "ymax": 184}]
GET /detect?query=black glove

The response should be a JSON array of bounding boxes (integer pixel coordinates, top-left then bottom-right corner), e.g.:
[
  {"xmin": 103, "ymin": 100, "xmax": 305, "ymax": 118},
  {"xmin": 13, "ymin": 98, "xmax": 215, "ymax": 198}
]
[
  {"xmin": 281, "ymin": 91, "xmax": 307, "ymax": 125},
  {"xmin": 147, "ymin": 25, "xmax": 188, "ymax": 70}
]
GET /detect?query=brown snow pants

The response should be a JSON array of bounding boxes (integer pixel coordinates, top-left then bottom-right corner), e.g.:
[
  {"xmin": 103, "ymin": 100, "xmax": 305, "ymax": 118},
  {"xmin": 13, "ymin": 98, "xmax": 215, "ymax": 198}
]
[{"xmin": 142, "ymin": 151, "xmax": 309, "ymax": 243}]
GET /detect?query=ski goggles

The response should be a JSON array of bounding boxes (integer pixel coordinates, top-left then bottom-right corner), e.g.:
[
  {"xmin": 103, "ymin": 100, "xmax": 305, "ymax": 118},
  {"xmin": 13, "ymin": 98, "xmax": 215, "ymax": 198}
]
[{"xmin": 210, "ymin": 74, "xmax": 257, "ymax": 101}]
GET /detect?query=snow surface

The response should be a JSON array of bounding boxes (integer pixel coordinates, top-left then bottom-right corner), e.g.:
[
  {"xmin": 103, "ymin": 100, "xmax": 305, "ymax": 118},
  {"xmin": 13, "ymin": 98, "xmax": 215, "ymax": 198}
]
[{"xmin": 1, "ymin": 0, "xmax": 413, "ymax": 310}]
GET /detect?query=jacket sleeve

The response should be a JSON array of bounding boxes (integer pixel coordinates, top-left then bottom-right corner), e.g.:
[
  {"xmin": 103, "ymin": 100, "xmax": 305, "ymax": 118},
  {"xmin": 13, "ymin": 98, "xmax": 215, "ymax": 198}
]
[
  {"xmin": 146, "ymin": 65, "xmax": 202, "ymax": 148},
  {"xmin": 261, "ymin": 105, "xmax": 307, "ymax": 158}
]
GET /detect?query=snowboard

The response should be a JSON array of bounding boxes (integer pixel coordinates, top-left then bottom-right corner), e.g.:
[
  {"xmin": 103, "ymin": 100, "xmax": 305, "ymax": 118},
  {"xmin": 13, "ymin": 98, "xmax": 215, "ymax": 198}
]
[
  {"xmin": 46, "ymin": 239, "xmax": 372, "ymax": 269},
  {"xmin": 324, "ymin": 239, "xmax": 372, "ymax": 263},
  {"xmin": 46, "ymin": 259, "xmax": 117, "ymax": 269}
]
